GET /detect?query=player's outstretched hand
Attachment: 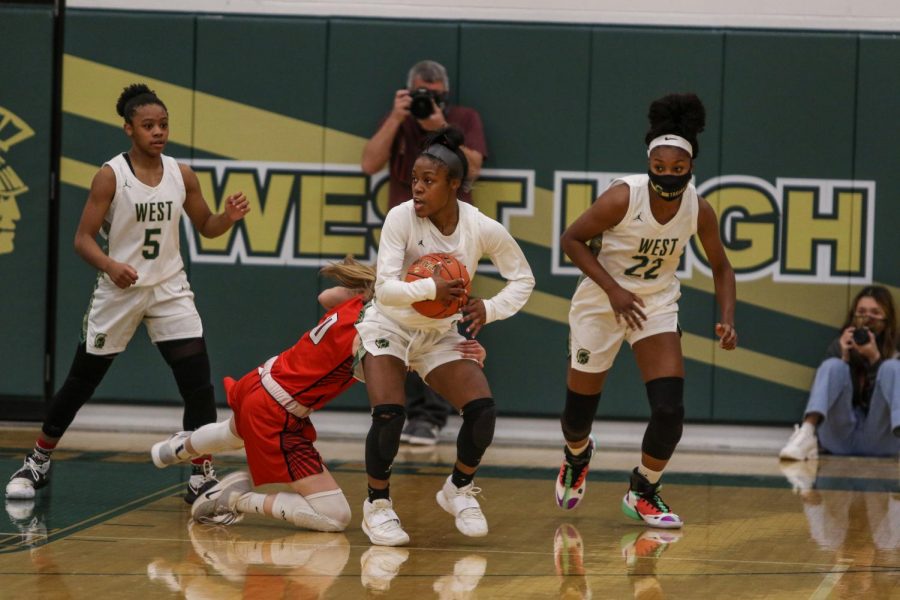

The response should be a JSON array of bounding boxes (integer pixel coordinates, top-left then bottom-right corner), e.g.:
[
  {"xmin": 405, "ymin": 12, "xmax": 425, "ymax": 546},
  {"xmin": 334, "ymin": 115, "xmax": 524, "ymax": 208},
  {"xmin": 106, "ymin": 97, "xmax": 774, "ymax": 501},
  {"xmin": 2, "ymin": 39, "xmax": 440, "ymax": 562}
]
[{"xmin": 225, "ymin": 192, "xmax": 250, "ymax": 221}]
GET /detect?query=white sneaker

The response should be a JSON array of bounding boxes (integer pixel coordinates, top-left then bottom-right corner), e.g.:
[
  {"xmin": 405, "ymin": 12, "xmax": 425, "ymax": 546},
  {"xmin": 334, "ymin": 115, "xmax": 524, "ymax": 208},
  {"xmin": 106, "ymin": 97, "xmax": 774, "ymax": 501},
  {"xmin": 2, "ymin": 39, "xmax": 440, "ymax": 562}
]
[
  {"xmin": 436, "ymin": 476, "xmax": 488, "ymax": 537},
  {"xmin": 779, "ymin": 424, "xmax": 818, "ymax": 461},
  {"xmin": 151, "ymin": 431, "xmax": 193, "ymax": 468},
  {"xmin": 6, "ymin": 456, "xmax": 51, "ymax": 500},
  {"xmin": 360, "ymin": 546, "xmax": 409, "ymax": 592},
  {"xmin": 362, "ymin": 498, "xmax": 410, "ymax": 546},
  {"xmin": 190, "ymin": 471, "xmax": 252, "ymax": 525}
]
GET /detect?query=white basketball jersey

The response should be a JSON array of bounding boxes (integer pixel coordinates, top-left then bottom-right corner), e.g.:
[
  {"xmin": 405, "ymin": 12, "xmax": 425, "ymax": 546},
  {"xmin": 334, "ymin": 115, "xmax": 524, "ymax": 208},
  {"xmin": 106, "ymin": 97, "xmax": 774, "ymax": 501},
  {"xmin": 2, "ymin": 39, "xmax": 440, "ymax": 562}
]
[
  {"xmin": 102, "ymin": 153, "xmax": 186, "ymax": 287},
  {"xmin": 588, "ymin": 173, "xmax": 698, "ymax": 297}
]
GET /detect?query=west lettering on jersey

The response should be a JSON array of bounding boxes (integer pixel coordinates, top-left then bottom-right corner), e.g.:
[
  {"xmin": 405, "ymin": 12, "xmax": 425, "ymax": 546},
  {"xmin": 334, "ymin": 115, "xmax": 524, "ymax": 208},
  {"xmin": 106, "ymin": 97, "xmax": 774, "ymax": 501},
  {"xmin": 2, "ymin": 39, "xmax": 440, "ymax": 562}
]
[
  {"xmin": 637, "ymin": 237, "xmax": 679, "ymax": 256},
  {"xmin": 135, "ymin": 201, "xmax": 174, "ymax": 223}
]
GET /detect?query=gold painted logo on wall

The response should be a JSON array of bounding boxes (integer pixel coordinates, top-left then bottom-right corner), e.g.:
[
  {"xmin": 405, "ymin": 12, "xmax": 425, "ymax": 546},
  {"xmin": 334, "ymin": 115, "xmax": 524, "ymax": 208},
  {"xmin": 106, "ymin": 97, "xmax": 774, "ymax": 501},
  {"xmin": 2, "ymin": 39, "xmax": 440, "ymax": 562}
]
[{"xmin": 0, "ymin": 106, "xmax": 35, "ymax": 256}]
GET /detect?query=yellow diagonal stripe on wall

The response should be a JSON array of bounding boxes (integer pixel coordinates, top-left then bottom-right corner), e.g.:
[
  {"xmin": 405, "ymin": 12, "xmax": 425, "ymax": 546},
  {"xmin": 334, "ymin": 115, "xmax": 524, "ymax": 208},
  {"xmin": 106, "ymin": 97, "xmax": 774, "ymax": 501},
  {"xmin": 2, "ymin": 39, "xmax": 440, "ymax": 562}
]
[{"xmin": 63, "ymin": 54, "xmax": 362, "ymax": 163}]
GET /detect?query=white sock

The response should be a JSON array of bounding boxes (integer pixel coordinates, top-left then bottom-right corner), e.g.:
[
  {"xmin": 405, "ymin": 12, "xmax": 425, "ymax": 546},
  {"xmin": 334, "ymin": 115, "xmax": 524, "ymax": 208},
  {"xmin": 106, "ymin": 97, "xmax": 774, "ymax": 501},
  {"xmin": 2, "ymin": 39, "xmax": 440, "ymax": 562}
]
[
  {"xmin": 637, "ymin": 465, "xmax": 663, "ymax": 484},
  {"xmin": 566, "ymin": 440, "xmax": 590, "ymax": 456},
  {"xmin": 235, "ymin": 492, "xmax": 267, "ymax": 515},
  {"xmin": 800, "ymin": 421, "xmax": 816, "ymax": 436},
  {"xmin": 189, "ymin": 420, "xmax": 244, "ymax": 455}
]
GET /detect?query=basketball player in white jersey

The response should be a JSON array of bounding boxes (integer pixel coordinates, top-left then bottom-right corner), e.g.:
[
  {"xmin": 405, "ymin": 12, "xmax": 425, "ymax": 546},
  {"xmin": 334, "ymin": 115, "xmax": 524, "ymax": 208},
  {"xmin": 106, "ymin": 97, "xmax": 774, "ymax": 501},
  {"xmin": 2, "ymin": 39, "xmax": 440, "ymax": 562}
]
[
  {"xmin": 6, "ymin": 83, "xmax": 249, "ymax": 504},
  {"xmin": 554, "ymin": 93, "xmax": 737, "ymax": 528},
  {"xmin": 355, "ymin": 127, "xmax": 534, "ymax": 546}
]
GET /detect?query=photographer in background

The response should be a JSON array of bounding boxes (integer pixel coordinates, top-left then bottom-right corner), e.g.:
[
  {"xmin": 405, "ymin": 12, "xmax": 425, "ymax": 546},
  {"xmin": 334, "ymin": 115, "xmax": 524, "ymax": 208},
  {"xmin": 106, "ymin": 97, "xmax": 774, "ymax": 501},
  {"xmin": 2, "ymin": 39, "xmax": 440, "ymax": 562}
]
[
  {"xmin": 780, "ymin": 286, "xmax": 900, "ymax": 461},
  {"xmin": 362, "ymin": 59, "xmax": 487, "ymax": 209},
  {"xmin": 361, "ymin": 60, "xmax": 488, "ymax": 446}
]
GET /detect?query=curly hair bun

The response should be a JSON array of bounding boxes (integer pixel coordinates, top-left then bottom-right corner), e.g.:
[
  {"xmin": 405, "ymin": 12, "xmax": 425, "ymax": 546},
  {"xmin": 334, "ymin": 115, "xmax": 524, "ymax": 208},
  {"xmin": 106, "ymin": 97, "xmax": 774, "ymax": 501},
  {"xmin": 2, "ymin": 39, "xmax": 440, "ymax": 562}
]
[
  {"xmin": 116, "ymin": 83, "xmax": 155, "ymax": 118},
  {"xmin": 645, "ymin": 93, "xmax": 706, "ymax": 157}
]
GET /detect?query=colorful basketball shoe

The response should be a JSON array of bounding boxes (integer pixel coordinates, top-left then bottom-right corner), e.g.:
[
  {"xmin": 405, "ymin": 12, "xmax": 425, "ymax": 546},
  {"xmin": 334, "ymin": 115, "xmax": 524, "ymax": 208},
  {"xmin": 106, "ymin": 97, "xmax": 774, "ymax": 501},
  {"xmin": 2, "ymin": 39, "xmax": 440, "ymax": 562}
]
[
  {"xmin": 621, "ymin": 468, "xmax": 683, "ymax": 529},
  {"xmin": 555, "ymin": 437, "xmax": 594, "ymax": 510}
]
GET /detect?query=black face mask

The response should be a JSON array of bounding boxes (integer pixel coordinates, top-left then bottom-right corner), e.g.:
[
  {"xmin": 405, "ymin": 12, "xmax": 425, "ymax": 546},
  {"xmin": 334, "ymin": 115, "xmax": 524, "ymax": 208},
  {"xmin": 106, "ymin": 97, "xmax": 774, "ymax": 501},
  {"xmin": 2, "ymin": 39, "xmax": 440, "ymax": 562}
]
[{"xmin": 647, "ymin": 171, "xmax": 691, "ymax": 200}]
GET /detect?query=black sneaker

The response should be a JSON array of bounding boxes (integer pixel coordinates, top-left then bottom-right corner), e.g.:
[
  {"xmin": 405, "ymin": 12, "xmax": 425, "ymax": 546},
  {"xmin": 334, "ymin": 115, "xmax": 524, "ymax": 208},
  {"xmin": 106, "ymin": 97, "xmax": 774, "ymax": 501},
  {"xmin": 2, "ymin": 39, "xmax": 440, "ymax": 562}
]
[
  {"xmin": 184, "ymin": 458, "xmax": 218, "ymax": 505},
  {"xmin": 6, "ymin": 456, "xmax": 52, "ymax": 500}
]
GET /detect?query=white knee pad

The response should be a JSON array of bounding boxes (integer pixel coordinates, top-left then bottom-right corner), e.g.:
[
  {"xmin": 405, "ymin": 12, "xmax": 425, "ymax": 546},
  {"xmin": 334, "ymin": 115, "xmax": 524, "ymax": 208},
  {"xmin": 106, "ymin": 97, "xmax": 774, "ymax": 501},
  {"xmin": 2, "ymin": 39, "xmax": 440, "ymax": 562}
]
[
  {"xmin": 190, "ymin": 419, "xmax": 244, "ymax": 454},
  {"xmin": 271, "ymin": 490, "xmax": 351, "ymax": 532}
]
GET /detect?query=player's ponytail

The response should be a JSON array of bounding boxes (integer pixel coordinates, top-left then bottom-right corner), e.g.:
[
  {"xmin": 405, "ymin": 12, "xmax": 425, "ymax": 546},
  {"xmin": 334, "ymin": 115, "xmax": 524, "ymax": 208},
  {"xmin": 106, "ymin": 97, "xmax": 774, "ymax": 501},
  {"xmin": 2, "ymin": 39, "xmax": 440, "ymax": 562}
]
[{"xmin": 319, "ymin": 256, "xmax": 376, "ymax": 301}]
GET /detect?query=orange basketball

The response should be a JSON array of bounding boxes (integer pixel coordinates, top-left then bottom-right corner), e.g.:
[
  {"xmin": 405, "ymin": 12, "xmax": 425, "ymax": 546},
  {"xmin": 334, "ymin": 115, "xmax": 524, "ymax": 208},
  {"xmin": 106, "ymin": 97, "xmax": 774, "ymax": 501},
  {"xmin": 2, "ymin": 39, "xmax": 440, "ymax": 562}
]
[{"xmin": 404, "ymin": 253, "xmax": 471, "ymax": 318}]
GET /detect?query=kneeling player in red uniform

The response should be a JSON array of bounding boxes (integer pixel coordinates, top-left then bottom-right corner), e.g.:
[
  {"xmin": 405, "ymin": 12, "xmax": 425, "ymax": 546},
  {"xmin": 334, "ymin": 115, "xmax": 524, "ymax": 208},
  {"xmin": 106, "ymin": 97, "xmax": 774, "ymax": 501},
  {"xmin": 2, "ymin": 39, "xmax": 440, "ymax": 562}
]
[{"xmin": 150, "ymin": 257, "xmax": 485, "ymax": 530}]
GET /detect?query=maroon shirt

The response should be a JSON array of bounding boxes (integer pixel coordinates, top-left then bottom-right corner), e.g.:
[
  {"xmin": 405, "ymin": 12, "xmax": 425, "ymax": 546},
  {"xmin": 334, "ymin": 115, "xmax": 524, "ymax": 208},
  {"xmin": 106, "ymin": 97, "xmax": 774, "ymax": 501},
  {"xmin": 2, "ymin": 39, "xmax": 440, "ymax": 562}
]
[{"xmin": 386, "ymin": 105, "xmax": 488, "ymax": 209}]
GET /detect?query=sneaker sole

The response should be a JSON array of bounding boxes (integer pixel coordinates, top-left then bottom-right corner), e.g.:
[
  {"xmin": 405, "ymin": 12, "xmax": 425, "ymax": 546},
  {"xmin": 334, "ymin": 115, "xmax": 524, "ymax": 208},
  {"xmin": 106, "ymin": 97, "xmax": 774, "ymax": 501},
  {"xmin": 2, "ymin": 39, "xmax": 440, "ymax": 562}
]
[
  {"xmin": 5, "ymin": 482, "xmax": 36, "ymax": 500},
  {"xmin": 436, "ymin": 491, "xmax": 488, "ymax": 537},
  {"xmin": 150, "ymin": 441, "xmax": 175, "ymax": 469},
  {"xmin": 405, "ymin": 436, "xmax": 438, "ymax": 446},
  {"xmin": 361, "ymin": 519, "xmax": 410, "ymax": 546},
  {"xmin": 621, "ymin": 495, "xmax": 683, "ymax": 529}
]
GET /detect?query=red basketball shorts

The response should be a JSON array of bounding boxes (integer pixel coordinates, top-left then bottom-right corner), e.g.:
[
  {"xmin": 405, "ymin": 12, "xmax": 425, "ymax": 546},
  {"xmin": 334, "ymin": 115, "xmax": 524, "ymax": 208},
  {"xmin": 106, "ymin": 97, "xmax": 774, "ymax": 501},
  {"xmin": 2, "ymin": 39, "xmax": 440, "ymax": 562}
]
[{"xmin": 225, "ymin": 371, "xmax": 324, "ymax": 485}]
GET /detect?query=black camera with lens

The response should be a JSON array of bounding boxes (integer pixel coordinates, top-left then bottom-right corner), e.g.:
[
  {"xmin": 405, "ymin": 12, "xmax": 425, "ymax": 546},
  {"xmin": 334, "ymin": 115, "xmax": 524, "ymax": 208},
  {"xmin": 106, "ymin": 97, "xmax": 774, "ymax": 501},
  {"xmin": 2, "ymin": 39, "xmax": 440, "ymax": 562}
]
[
  {"xmin": 409, "ymin": 88, "xmax": 443, "ymax": 119},
  {"xmin": 852, "ymin": 327, "xmax": 871, "ymax": 345}
]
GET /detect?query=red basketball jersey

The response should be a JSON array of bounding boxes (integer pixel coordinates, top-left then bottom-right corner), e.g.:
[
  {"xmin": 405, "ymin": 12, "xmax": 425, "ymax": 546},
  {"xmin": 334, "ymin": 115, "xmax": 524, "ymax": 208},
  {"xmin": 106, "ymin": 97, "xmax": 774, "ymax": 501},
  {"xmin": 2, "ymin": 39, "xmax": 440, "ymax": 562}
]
[{"xmin": 267, "ymin": 295, "xmax": 365, "ymax": 411}]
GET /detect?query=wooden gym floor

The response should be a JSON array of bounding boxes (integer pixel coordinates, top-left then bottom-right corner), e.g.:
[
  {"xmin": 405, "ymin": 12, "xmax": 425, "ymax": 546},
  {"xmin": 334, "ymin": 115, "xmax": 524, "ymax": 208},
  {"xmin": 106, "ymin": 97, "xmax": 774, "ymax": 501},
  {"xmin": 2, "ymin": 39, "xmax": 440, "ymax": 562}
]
[{"xmin": 1, "ymin": 426, "xmax": 898, "ymax": 599}]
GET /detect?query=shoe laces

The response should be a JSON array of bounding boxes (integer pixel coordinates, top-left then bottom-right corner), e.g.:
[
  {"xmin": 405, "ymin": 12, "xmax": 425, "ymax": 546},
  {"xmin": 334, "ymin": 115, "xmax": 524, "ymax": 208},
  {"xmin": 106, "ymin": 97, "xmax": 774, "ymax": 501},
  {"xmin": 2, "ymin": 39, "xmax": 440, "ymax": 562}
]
[
  {"xmin": 639, "ymin": 491, "xmax": 671, "ymax": 514},
  {"xmin": 195, "ymin": 459, "xmax": 216, "ymax": 482},
  {"xmin": 20, "ymin": 456, "xmax": 48, "ymax": 481}
]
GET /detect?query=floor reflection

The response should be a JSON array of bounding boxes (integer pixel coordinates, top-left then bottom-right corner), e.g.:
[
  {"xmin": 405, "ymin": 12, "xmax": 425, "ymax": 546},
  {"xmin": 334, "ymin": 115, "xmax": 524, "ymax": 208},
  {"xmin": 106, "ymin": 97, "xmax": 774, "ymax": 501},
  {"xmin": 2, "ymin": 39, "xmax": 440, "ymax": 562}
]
[
  {"xmin": 147, "ymin": 522, "xmax": 350, "ymax": 598},
  {"xmin": 781, "ymin": 459, "xmax": 900, "ymax": 598}
]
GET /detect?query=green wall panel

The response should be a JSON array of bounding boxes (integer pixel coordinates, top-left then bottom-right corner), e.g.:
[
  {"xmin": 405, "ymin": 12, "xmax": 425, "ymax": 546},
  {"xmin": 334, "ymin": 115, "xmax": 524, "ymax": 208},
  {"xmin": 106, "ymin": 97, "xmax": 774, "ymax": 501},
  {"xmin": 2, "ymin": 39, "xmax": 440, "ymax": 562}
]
[
  {"xmin": 0, "ymin": 6, "xmax": 53, "ymax": 398},
  {"xmin": 326, "ymin": 19, "xmax": 459, "ymax": 140},
  {"xmin": 460, "ymin": 23, "xmax": 593, "ymax": 188},
  {"xmin": 720, "ymin": 31, "xmax": 858, "ymax": 181},
  {"xmin": 588, "ymin": 28, "xmax": 725, "ymax": 178},
  {"xmin": 196, "ymin": 15, "xmax": 328, "ymax": 123},
  {"xmin": 65, "ymin": 11, "xmax": 196, "ymax": 88},
  {"xmin": 856, "ymin": 35, "xmax": 900, "ymax": 289}
]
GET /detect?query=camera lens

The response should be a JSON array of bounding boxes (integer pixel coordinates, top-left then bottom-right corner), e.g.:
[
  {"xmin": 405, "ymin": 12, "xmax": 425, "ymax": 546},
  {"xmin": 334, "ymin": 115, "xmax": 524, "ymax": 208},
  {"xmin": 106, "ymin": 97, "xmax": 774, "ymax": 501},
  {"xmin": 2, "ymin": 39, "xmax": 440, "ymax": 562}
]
[
  {"xmin": 852, "ymin": 327, "xmax": 870, "ymax": 345},
  {"xmin": 409, "ymin": 89, "xmax": 434, "ymax": 119}
]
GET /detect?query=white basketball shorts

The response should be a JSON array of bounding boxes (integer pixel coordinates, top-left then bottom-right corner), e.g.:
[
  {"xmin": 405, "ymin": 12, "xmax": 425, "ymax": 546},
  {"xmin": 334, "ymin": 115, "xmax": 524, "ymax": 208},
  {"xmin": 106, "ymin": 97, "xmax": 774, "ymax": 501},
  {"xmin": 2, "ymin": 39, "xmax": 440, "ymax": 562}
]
[
  {"xmin": 355, "ymin": 303, "xmax": 467, "ymax": 380},
  {"xmin": 83, "ymin": 270, "xmax": 203, "ymax": 355},
  {"xmin": 568, "ymin": 278, "xmax": 681, "ymax": 373}
]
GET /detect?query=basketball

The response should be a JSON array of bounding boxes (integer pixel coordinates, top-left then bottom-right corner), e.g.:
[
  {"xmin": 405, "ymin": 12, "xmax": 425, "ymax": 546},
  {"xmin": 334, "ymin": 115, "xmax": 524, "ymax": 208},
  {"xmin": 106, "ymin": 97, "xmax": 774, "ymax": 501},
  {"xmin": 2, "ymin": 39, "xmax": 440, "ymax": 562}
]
[{"xmin": 404, "ymin": 253, "xmax": 471, "ymax": 318}]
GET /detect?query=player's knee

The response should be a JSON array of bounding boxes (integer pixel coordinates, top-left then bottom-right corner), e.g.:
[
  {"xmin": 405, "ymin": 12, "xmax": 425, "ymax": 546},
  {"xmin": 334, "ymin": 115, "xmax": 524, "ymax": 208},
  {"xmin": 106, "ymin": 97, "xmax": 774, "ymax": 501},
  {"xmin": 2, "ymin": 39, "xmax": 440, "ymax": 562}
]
[
  {"xmin": 642, "ymin": 377, "xmax": 684, "ymax": 459},
  {"xmin": 561, "ymin": 388, "xmax": 601, "ymax": 442},
  {"xmin": 457, "ymin": 397, "xmax": 495, "ymax": 468},
  {"xmin": 365, "ymin": 404, "xmax": 405, "ymax": 479},
  {"xmin": 306, "ymin": 490, "xmax": 352, "ymax": 531}
]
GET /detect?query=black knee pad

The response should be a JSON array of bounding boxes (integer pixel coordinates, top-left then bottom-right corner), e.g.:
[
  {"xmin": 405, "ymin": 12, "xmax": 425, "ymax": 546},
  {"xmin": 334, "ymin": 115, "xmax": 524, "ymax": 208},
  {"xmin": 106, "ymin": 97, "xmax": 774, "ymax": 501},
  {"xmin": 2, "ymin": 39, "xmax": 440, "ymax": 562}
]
[
  {"xmin": 159, "ymin": 338, "xmax": 217, "ymax": 430},
  {"xmin": 457, "ymin": 397, "xmax": 496, "ymax": 468},
  {"xmin": 560, "ymin": 388, "xmax": 601, "ymax": 443},
  {"xmin": 641, "ymin": 377, "xmax": 684, "ymax": 460},
  {"xmin": 43, "ymin": 344, "xmax": 115, "ymax": 439},
  {"xmin": 365, "ymin": 404, "xmax": 406, "ymax": 480}
]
